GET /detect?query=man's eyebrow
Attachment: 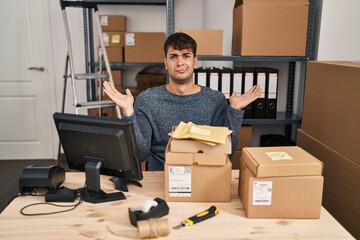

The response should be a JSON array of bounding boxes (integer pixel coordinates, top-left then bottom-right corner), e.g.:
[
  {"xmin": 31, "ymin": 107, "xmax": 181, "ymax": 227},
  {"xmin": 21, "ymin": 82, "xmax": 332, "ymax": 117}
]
[{"xmin": 168, "ymin": 53, "xmax": 191, "ymax": 57}]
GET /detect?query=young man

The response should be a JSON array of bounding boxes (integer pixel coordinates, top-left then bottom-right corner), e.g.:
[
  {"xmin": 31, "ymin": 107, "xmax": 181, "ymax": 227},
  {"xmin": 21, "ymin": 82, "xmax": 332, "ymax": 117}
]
[{"xmin": 103, "ymin": 32, "xmax": 260, "ymax": 171}]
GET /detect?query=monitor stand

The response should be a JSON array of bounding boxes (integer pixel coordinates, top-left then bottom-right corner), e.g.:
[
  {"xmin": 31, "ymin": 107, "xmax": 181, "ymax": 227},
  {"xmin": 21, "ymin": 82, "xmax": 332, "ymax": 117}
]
[
  {"xmin": 109, "ymin": 177, "xmax": 142, "ymax": 192},
  {"xmin": 81, "ymin": 157, "xmax": 126, "ymax": 203}
]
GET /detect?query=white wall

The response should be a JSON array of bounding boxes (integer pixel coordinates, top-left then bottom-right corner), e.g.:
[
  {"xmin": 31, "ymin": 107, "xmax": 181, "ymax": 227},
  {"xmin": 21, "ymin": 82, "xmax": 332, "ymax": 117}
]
[{"xmin": 315, "ymin": 0, "xmax": 360, "ymax": 60}]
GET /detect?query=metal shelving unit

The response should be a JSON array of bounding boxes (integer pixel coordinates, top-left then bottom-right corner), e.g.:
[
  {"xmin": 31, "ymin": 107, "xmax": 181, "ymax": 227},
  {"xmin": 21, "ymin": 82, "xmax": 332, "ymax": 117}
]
[{"xmin": 82, "ymin": 0, "xmax": 315, "ymax": 138}]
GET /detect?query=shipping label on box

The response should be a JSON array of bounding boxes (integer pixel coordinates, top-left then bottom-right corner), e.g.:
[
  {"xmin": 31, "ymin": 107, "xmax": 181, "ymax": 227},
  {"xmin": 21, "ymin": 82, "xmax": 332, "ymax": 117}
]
[{"xmin": 167, "ymin": 166, "xmax": 192, "ymax": 197}]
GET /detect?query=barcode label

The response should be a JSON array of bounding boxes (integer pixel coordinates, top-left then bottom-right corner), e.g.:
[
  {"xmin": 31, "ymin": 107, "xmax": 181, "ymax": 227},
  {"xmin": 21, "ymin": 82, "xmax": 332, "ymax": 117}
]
[
  {"xmin": 168, "ymin": 166, "xmax": 192, "ymax": 197},
  {"xmin": 252, "ymin": 181, "xmax": 272, "ymax": 206}
]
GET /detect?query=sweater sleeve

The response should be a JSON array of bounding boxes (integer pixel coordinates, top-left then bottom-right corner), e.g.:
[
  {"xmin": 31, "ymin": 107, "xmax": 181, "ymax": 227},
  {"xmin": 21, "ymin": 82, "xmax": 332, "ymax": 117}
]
[
  {"xmin": 226, "ymin": 106, "xmax": 244, "ymax": 157},
  {"xmin": 125, "ymin": 92, "xmax": 154, "ymax": 163}
]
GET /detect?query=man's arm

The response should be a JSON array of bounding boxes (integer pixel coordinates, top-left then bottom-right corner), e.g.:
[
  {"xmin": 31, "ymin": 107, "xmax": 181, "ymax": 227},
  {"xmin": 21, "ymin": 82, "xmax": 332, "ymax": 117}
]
[
  {"xmin": 103, "ymin": 81, "xmax": 134, "ymax": 116},
  {"xmin": 229, "ymin": 84, "xmax": 261, "ymax": 110}
]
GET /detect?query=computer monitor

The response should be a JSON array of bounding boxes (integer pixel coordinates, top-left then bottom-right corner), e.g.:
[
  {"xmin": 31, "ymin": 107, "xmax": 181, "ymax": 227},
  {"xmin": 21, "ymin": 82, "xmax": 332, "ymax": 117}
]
[{"xmin": 53, "ymin": 112, "xmax": 143, "ymax": 203}]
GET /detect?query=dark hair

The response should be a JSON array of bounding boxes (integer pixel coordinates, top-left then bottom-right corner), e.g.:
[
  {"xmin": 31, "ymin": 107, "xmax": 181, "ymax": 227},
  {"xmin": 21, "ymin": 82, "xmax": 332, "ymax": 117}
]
[{"xmin": 163, "ymin": 32, "xmax": 197, "ymax": 57}]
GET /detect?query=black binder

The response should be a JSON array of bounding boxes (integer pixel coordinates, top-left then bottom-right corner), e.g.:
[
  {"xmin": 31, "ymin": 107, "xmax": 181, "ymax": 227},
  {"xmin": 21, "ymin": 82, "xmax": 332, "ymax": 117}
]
[
  {"xmin": 242, "ymin": 67, "xmax": 255, "ymax": 119},
  {"xmin": 209, "ymin": 67, "xmax": 220, "ymax": 91},
  {"xmin": 194, "ymin": 67, "xmax": 208, "ymax": 87},
  {"xmin": 253, "ymin": 67, "xmax": 267, "ymax": 119},
  {"xmin": 220, "ymin": 67, "xmax": 232, "ymax": 99},
  {"xmin": 232, "ymin": 67, "xmax": 243, "ymax": 97},
  {"xmin": 265, "ymin": 68, "xmax": 279, "ymax": 119}
]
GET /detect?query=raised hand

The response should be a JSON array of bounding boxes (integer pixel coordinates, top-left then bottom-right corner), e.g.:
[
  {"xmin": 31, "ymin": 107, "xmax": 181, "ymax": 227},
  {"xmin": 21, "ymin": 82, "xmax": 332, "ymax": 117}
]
[
  {"xmin": 229, "ymin": 85, "xmax": 261, "ymax": 110},
  {"xmin": 103, "ymin": 81, "xmax": 135, "ymax": 116}
]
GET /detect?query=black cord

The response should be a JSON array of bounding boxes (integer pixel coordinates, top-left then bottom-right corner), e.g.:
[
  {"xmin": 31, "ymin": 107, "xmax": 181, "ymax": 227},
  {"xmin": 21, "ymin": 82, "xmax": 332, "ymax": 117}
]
[{"xmin": 18, "ymin": 185, "xmax": 85, "ymax": 216}]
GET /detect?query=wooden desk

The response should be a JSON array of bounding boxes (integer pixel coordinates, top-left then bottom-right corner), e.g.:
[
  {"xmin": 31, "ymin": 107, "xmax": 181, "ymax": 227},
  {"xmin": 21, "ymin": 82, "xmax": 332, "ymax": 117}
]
[{"xmin": 0, "ymin": 170, "xmax": 354, "ymax": 239}]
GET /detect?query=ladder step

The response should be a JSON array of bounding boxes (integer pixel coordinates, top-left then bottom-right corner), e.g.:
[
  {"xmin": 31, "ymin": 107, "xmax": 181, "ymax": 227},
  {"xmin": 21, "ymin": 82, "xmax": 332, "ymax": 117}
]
[
  {"xmin": 74, "ymin": 73, "xmax": 108, "ymax": 80},
  {"xmin": 76, "ymin": 100, "xmax": 115, "ymax": 110}
]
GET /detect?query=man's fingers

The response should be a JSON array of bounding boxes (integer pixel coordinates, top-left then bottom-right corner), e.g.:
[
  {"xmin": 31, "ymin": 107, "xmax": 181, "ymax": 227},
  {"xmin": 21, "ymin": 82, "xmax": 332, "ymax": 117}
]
[{"xmin": 125, "ymin": 88, "xmax": 133, "ymax": 97}]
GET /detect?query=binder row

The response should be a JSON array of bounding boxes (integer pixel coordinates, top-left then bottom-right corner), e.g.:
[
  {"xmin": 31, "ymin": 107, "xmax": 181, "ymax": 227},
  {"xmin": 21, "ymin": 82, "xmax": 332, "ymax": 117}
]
[{"xmin": 194, "ymin": 67, "xmax": 279, "ymax": 119}]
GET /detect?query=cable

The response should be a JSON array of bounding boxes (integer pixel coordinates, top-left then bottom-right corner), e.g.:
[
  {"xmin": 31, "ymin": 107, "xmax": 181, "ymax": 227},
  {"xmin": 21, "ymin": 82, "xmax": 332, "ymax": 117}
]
[{"xmin": 18, "ymin": 185, "xmax": 85, "ymax": 216}]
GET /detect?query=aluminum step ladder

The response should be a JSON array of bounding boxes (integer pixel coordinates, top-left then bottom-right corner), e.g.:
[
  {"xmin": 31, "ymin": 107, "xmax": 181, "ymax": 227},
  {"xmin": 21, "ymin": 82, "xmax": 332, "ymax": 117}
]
[{"xmin": 60, "ymin": 0, "xmax": 121, "ymax": 118}]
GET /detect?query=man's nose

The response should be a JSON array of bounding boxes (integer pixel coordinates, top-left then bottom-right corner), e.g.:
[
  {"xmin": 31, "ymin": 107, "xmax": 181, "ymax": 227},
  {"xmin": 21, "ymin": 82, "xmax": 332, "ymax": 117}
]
[{"xmin": 176, "ymin": 56, "xmax": 185, "ymax": 65}]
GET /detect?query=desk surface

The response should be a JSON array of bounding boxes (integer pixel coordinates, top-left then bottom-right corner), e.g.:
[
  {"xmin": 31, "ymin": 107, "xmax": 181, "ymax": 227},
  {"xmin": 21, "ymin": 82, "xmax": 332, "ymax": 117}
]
[{"xmin": 0, "ymin": 170, "xmax": 354, "ymax": 240}]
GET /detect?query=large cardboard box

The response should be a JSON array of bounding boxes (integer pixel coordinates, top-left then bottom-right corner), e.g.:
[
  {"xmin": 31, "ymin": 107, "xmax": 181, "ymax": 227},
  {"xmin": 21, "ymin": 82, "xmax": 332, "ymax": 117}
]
[
  {"xmin": 297, "ymin": 129, "xmax": 360, "ymax": 239},
  {"xmin": 180, "ymin": 29, "xmax": 223, "ymax": 56},
  {"xmin": 302, "ymin": 61, "xmax": 360, "ymax": 163},
  {"xmin": 124, "ymin": 32, "xmax": 165, "ymax": 63},
  {"xmin": 165, "ymin": 139, "xmax": 232, "ymax": 202},
  {"xmin": 100, "ymin": 15, "xmax": 126, "ymax": 32},
  {"xmin": 239, "ymin": 146, "xmax": 324, "ymax": 218},
  {"xmin": 232, "ymin": 0, "xmax": 309, "ymax": 56}
]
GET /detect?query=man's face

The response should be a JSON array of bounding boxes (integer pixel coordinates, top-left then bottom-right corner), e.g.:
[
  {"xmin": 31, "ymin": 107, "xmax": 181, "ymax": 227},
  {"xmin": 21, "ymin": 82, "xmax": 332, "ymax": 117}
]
[{"xmin": 164, "ymin": 47, "xmax": 198, "ymax": 84}]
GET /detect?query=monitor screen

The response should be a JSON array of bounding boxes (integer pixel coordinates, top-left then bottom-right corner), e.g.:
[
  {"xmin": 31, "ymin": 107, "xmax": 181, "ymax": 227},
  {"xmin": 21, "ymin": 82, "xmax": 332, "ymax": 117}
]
[{"xmin": 53, "ymin": 112, "xmax": 143, "ymax": 203}]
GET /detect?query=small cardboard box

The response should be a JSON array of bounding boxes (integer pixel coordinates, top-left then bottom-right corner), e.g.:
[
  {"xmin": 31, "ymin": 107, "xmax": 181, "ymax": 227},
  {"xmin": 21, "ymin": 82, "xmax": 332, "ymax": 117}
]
[
  {"xmin": 100, "ymin": 15, "xmax": 126, "ymax": 32},
  {"xmin": 102, "ymin": 32, "xmax": 125, "ymax": 47},
  {"xmin": 180, "ymin": 29, "xmax": 223, "ymax": 56},
  {"xmin": 232, "ymin": 0, "xmax": 309, "ymax": 56},
  {"xmin": 101, "ymin": 46, "xmax": 123, "ymax": 62},
  {"xmin": 239, "ymin": 146, "xmax": 324, "ymax": 218},
  {"xmin": 124, "ymin": 32, "xmax": 165, "ymax": 63},
  {"xmin": 165, "ymin": 139, "xmax": 232, "ymax": 202}
]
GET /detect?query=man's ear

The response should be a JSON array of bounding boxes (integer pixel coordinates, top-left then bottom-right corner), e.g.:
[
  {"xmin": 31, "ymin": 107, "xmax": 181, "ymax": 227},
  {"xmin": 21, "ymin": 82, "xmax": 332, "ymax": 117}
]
[
  {"xmin": 194, "ymin": 57, "xmax": 198, "ymax": 67},
  {"xmin": 164, "ymin": 58, "xmax": 168, "ymax": 69}
]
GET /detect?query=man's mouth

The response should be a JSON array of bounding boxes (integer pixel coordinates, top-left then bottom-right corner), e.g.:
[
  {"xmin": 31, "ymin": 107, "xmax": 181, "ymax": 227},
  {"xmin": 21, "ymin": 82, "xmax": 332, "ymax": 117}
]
[{"xmin": 175, "ymin": 67, "xmax": 188, "ymax": 74}]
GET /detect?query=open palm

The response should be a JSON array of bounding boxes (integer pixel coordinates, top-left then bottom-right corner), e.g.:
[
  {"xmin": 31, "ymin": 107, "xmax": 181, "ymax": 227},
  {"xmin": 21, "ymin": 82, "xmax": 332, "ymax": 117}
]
[{"xmin": 229, "ymin": 85, "xmax": 261, "ymax": 110}]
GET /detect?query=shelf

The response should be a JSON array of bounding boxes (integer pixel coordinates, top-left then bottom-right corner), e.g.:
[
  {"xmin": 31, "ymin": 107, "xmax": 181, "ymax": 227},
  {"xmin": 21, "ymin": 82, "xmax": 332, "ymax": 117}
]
[
  {"xmin": 197, "ymin": 55, "xmax": 308, "ymax": 62},
  {"xmin": 90, "ymin": 62, "xmax": 164, "ymax": 69},
  {"xmin": 243, "ymin": 112, "xmax": 301, "ymax": 125},
  {"xmin": 85, "ymin": 0, "xmax": 166, "ymax": 5}
]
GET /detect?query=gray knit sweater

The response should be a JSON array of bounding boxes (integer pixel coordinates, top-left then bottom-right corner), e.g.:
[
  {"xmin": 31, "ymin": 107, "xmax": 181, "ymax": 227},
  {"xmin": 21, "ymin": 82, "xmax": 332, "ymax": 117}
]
[{"xmin": 127, "ymin": 85, "xmax": 244, "ymax": 171}]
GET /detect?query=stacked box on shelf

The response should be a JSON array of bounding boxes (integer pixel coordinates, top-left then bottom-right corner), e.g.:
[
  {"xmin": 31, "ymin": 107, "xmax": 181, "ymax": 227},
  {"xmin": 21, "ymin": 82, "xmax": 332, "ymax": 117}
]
[
  {"xmin": 100, "ymin": 15, "xmax": 126, "ymax": 62},
  {"xmin": 135, "ymin": 66, "xmax": 167, "ymax": 92},
  {"xmin": 180, "ymin": 29, "xmax": 223, "ymax": 55},
  {"xmin": 232, "ymin": 0, "xmax": 309, "ymax": 56},
  {"xmin": 124, "ymin": 32, "xmax": 165, "ymax": 63}
]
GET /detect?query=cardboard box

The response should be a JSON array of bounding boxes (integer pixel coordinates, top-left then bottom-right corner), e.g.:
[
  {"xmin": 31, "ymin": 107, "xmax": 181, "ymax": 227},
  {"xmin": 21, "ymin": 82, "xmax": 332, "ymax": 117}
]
[
  {"xmin": 239, "ymin": 146, "xmax": 323, "ymax": 218},
  {"xmin": 297, "ymin": 129, "xmax": 360, "ymax": 239},
  {"xmin": 102, "ymin": 32, "xmax": 125, "ymax": 47},
  {"xmin": 88, "ymin": 107, "xmax": 115, "ymax": 118},
  {"xmin": 124, "ymin": 32, "xmax": 165, "ymax": 63},
  {"xmin": 180, "ymin": 29, "xmax": 223, "ymax": 56},
  {"xmin": 302, "ymin": 61, "xmax": 360, "ymax": 163},
  {"xmin": 232, "ymin": 0, "xmax": 309, "ymax": 56},
  {"xmin": 231, "ymin": 125, "xmax": 253, "ymax": 169},
  {"xmin": 102, "ymin": 46, "xmax": 123, "ymax": 62},
  {"xmin": 135, "ymin": 66, "xmax": 167, "ymax": 91},
  {"xmin": 100, "ymin": 15, "xmax": 126, "ymax": 32},
  {"xmin": 165, "ymin": 140, "xmax": 232, "ymax": 202}
]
